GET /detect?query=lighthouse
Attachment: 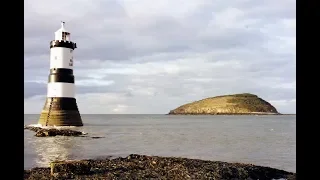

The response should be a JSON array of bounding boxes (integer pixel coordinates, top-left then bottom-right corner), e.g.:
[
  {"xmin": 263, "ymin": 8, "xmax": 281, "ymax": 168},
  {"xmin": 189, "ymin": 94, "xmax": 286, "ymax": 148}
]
[{"xmin": 38, "ymin": 22, "xmax": 83, "ymax": 126}]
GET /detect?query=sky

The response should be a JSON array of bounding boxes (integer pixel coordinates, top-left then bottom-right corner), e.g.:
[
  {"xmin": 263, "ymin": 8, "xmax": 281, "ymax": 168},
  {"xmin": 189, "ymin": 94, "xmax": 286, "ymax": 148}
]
[{"xmin": 24, "ymin": 0, "xmax": 296, "ymax": 114}]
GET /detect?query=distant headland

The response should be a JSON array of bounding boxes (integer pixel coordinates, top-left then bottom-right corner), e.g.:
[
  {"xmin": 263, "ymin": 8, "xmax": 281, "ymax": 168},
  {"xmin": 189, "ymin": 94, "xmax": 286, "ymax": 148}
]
[{"xmin": 168, "ymin": 93, "xmax": 281, "ymax": 115}]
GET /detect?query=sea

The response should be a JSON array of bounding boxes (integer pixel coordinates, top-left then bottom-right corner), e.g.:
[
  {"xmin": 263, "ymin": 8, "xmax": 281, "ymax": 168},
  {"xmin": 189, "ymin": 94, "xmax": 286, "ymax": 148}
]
[{"xmin": 24, "ymin": 114, "xmax": 296, "ymax": 173}]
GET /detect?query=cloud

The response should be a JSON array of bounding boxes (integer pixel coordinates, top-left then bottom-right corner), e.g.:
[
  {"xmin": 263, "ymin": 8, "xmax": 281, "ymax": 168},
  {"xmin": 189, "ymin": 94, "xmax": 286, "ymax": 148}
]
[{"xmin": 24, "ymin": 0, "xmax": 296, "ymax": 114}]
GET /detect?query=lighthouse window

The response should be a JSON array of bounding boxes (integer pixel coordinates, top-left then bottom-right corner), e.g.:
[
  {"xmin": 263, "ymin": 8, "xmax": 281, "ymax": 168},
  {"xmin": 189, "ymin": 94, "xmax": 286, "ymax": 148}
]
[
  {"xmin": 62, "ymin": 32, "xmax": 67, "ymax": 41},
  {"xmin": 69, "ymin": 59, "xmax": 73, "ymax": 66},
  {"xmin": 54, "ymin": 56, "xmax": 57, "ymax": 60}
]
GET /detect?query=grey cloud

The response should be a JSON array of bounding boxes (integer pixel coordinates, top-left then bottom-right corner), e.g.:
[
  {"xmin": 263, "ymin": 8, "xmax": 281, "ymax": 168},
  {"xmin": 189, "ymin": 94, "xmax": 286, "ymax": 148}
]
[
  {"xmin": 24, "ymin": 0, "xmax": 296, "ymax": 114},
  {"xmin": 24, "ymin": 82, "xmax": 47, "ymax": 98},
  {"xmin": 24, "ymin": 79, "xmax": 119, "ymax": 99}
]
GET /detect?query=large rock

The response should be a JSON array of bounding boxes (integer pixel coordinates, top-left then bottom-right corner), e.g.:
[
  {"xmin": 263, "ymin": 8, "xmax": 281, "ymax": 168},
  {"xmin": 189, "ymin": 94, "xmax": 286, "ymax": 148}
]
[
  {"xmin": 168, "ymin": 93, "xmax": 280, "ymax": 115},
  {"xmin": 24, "ymin": 126, "xmax": 85, "ymax": 137},
  {"xmin": 35, "ymin": 129, "xmax": 83, "ymax": 137},
  {"xmin": 24, "ymin": 154, "xmax": 296, "ymax": 180}
]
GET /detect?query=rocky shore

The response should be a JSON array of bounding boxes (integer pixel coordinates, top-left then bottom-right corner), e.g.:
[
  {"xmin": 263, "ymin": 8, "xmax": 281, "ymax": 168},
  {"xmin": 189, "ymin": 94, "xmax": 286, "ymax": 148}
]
[
  {"xmin": 24, "ymin": 154, "xmax": 296, "ymax": 180},
  {"xmin": 24, "ymin": 126, "xmax": 86, "ymax": 137}
]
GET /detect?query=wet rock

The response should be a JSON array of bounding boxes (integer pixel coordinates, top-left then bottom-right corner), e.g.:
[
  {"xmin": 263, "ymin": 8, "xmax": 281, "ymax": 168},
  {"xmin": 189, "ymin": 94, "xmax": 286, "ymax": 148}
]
[
  {"xmin": 34, "ymin": 131, "xmax": 46, "ymax": 137},
  {"xmin": 91, "ymin": 136, "xmax": 105, "ymax": 139},
  {"xmin": 24, "ymin": 126, "xmax": 85, "ymax": 137},
  {"xmin": 24, "ymin": 168, "xmax": 50, "ymax": 180},
  {"xmin": 36, "ymin": 129, "xmax": 83, "ymax": 137},
  {"xmin": 24, "ymin": 154, "xmax": 296, "ymax": 180},
  {"xmin": 24, "ymin": 126, "xmax": 42, "ymax": 132},
  {"xmin": 51, "ymin": 160, "xmax": 92, "ymax": 175}
]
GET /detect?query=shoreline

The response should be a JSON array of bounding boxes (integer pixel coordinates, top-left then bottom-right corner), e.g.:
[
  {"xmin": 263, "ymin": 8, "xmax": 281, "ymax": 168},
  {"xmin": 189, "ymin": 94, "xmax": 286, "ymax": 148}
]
[
  {"xmin": 24, "ymin": 154, "xmax": 296, "ymax": 180},
  {"xmin": 166, "ymin": 112, "xmax": 294, "ymax": 115}
]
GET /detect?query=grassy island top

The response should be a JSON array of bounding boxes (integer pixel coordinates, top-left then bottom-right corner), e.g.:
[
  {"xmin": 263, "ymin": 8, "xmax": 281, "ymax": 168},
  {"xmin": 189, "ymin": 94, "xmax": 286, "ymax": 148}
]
[{"xmin": 168, "ymin": 93, "xmax": 279, "ymax": 115}]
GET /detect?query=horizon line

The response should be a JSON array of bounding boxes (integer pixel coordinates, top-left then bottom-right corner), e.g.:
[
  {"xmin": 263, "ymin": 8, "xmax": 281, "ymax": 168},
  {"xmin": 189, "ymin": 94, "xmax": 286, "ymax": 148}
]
[{"xmin": 24, "ymin": 113, "xmax": 296, "ymax": 115}]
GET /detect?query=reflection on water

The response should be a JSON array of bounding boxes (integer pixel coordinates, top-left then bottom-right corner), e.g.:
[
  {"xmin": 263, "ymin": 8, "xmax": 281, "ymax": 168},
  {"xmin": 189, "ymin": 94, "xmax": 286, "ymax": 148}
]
[{"xmin": 32, "ymin": 136, "xmax": 83, "ymax": 167}]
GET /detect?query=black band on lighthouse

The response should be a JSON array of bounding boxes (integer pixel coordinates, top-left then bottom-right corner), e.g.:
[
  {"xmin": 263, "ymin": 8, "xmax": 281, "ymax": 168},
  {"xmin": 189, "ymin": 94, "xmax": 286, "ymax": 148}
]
[
  {"xmin": 49, "ymin": 68, "xmax": 74, "ymax": 83},
  {"xmin": 50, "ymin": 68, "xmax": 73, "ymax": 75},
  {"xmin": 48, "ymin": 74, "xmax": 74, "ymax": 83},
  {"xmin": 50, "ymin": 40, "xmax": 77, "ymax": 49}
]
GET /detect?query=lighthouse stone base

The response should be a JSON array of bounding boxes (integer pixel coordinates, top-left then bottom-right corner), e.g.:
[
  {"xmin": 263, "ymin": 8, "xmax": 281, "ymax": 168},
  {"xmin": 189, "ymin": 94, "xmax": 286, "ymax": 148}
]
[{"xmin": 38, "ymin": 97, "xmax": 83, "ymax": 126}]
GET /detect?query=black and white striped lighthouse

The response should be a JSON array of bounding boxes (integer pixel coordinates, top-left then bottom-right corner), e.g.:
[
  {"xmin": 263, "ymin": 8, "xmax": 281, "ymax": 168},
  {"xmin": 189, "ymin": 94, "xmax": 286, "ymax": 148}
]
[{"xmin": 38, "ymin": 22, "xmax": 83, "ymax": 126}]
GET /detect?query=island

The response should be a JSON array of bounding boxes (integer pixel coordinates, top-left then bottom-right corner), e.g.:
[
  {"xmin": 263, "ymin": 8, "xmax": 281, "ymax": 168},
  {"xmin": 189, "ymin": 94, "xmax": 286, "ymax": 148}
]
[{"xmin": 168, "ymin": 93, "xmax": 280, "ymax": 115}]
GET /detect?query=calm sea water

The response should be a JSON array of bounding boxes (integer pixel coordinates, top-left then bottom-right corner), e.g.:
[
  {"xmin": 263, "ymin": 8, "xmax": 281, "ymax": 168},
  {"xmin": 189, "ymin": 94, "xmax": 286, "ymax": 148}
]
[{"xmin": 24, "ymin": 114, "xmax": 296, "ymax": 172}]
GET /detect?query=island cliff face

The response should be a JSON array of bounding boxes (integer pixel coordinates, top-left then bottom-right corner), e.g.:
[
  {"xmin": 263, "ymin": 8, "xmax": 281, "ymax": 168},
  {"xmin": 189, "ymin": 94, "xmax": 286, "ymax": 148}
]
[{"xmin": 168, "ymin": 93, "xmax": 279, "ymax": 115}]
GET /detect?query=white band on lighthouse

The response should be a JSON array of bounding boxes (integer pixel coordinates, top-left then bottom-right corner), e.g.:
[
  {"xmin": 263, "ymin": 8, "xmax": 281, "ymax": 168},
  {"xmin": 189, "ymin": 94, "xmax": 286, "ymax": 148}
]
[
  {"xmin": 50, "ymin": 47, "xmax": 74, "ymax": 69},
  {"xmin": 47, "ymin": 82, "xmax": 75, "ymax": 98}
]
